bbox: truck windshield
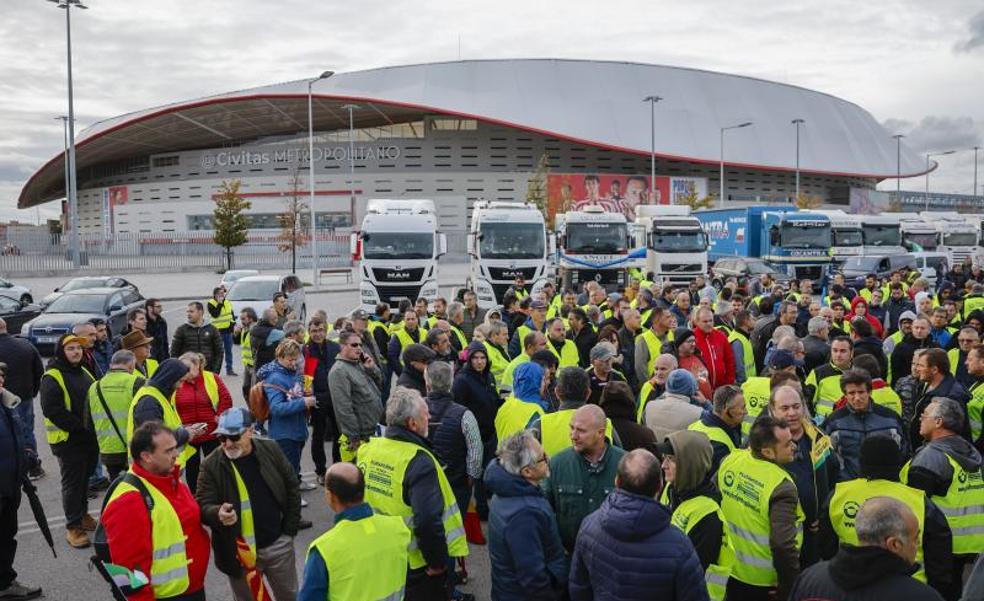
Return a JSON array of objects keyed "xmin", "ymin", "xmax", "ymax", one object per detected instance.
[
  {"xmin": 863, "ymin": 224, "xmax": 902, "ymax": 247},
  {"xmin": 944, "ymin": 232, "xmax": 977, "ymax": 247},
  {"xmin": 566, "ymin": 223, "xmax": 628, "ymax": 253},
  {"xmin": 780, "ymin": 223, "xmax": 831, "ymax": 249},
  {"xmin": 906, "ymin": 232, "xmax": 938, "ymax": 251},
  {"xmin": 363, "ymin": 233, "xmax": 433, "ymax": 260},
  {"xmin": 479, "ymin": 222, "xmax": 545, "ymax": 259},
  {"xmin": 832, "ymin": 229, "xmax": 863, "ymax": 247},
  {"xmin": 651, "ymin": 229, "xmax": 706, "ymax": 253}
]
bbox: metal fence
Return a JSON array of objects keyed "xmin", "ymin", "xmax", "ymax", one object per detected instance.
[{"xmin": 0, "ymin": 230, "xmax": 353, "ymax": 277}]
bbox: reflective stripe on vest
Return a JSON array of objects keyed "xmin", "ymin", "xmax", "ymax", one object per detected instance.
[
  {"xmin": 688, "ymin": 419, "xmax": 737, "ymax": 454},
  {"xmin": 970, "ymin": 382, "xmax": 984, "ymax": 442},
  {"xmin": 208, "ymin": 298, "xmax": 234, "ymax": 330},
  {"xmin": 494, "ymin": 396, "xmax": 545, "ymax": 443},
  {"xmin": 540, "ymin": 409, "xmax": 614, "ymax": 456},
  {"xmin": 805, "ymin": 365, "xmax": 844, "ymax": 421},
  {"xmin": 309, "ymin": 513, "xmax": 410, "ymax": 601},
  {"xmin": 394, "ymin": 327, "xmax": 427, "ymax": 366},
  {"xmin": 718, "ymin": 449, "xmax": 805, "ymax": 587},
  {"xmin": 902, "ymin": 454, "xmax": 984, "ymax": 554},
  {"xmin": 356, "ymin": 437, "xmax": 468, "ymax": 568},
  {"xmin": 43, "ymin": 367, "xmax": 95, "ymax": 445},
  {"xmin": 728, "ymin": 329, "xmax": 757, "ymax": 379},
  {"xmin": 671, "ymin": 495, "xmax": 736, "ymax": 601},
  {"xmin": 88, "ymin": 370, "xmax": 141, "ymax": 454},
  {"xmin": 740, "ymin": 377, "xmax": 771, "ymax": 439},
  {"xmin": 829, "ymin": 478, "xmax": 926, "ymax": 582},
  {"xmin": 885, "ymin": 330, "xmax": 904, "ymax": 383},
  {"xmin": 105, "ymin": 472, "xmax": 190, "ymax": 597},
  {"xmin": 229, "ymin": 462, "xmax": 257, "ymax": 554},
  {"xmin": 126, "ymin": 385, "xmax": 196, "ymax": 468},
  {"xmin": 546, "ymin": 338, "xmax": 580, "ymax": 368}
]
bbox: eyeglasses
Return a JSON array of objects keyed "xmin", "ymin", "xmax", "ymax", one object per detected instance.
[{"xmin": 217, "ymin": 433, "xmax": 242, "ymax": 443}]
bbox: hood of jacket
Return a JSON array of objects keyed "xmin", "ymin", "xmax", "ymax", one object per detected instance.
[
  {"xmin": 849, "ymin": 295, "xmax": 868, "ymax": 313},
  {"xmin": 667, "ymin": 430, "xmax": 713, "ymax": 494},
  {"xmin": 928, "ymin": 433, "xmax": 982, "ymax": 472},
  {"xmin": 49, "ymin": 335, "xmax": 87, "ymax": 374},
  {"xmin": 597, "ymin": 488, "xmax": 671, "ymax": 542},
  {"xmin": 147, "ymin": 358, "xmax": 190, "ymax": 396},
  {"xmin": 483, "ymin": 458, "xmax": 544, "ymax": 499},
  {"xmin": 829, "ymin": 544, "xmax": 918, "ymax": 590},
  {"xmin": 461, "ymin": 340, "xmax": 492, "ymax": 380},
  {"xmin": 256, "ymin": 359, "xmax": 297, "ymax": 382},
  {"xmin": 512, "ymin": 362, "xmax": 546, "ymax": 407}
]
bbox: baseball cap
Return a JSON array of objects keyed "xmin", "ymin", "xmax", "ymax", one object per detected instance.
[
  {"xmin": 213, "ymin": 407, "xmax": 254, "ymax": 436},
  {"xmin": 589, "ymin": 342, "xmax": 616, "ymax": 362},
  {"xmin": 768, "ymin": 349, "xmax": 797, "ymax": 370},
  {"xmin": 530, "ymin": 299, "xmax": 548, "ymax": 310},
  {"xmin": 351, "ymin": 309, "xmax": 369, "ymax": 321},
  {"xmin": 60, "ymin": 335, "xmax": 88, "ymax": 347}
]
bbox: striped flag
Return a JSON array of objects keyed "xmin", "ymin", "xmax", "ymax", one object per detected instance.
[{"xmin": 236, "ymin": 536, "xmax": 272, "ymax": 601}]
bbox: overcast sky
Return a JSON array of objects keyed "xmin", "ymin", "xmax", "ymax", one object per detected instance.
[{"xmin": 2, "ymin": 0, "xmax": 984, "ymax": 222}]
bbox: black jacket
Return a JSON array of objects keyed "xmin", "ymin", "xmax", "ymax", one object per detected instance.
[
  {"xmin": 853, "ymin": 336, "xmax": 888, "ymax": 382},
  {"xmin": 909, "ymin": 375, "xmax": 972, "ymax": 450},
  {"xmin": 130, "ymin": 358, "xmax": 191, "ymax": 448},
  {"xmin": 145, "ymin": 314, "xmax": 169, "ymax": 361},
  {"xmin": 568, "ymin": 325, "xmax": 598, "ymax": 369},
  {"xmin": 0, "ymin": 334, "xmax": 44, "ymax": 405},
  {"xmin": 452, "ymin": 341, "xmax": 500, "ymax": 446},
  {"xmin": 802, "ymin": 335, "xmax": 830, "ymax": 377},
  {"xmin": 249, "ymin": 319, "xmax": 281, "ymax": 371},
  {"xmin": 789, "ymin": 544, "xmax": 943, "ymax": 601},
  {"xmin": 0, "ymin": 397, "xmax": 28, "ymax": 497},
  {"xmin": 396, "ymin": 365, "xmax": 427, "ymax": 397},
  {"xmin": 39, "ymin": 348, "xmax": 97, "ymax": 454},
  {"xmin": 170, "ymin": 321, "xmax": 224, "ymax": 373},
  {"xmin": 885, "ymin": 298, "xmax": 916, "ymax": 336},
  {"xmin": 890, "ymin": 334, "xmax": 938, "ymax": 386}
]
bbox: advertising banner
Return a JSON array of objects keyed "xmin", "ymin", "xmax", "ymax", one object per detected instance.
[
  {"xmin": 849, "ymin": 188, "xmax": 891, "ymax": 215},
  {"xmin": 669, "ymin": 177, "xmax": 709, "ymax": 205},
  {"xmin": 546, "ymin": 173, "xmax": 670, "ymax": 223},
  {"xmin": 103, "ymin": 186, "xmax": 128, "ymax": 235}
]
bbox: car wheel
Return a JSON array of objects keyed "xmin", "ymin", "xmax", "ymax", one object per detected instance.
[{"xmin": 19, "ymin": 294, "xmax": 32, "ymax": 305}]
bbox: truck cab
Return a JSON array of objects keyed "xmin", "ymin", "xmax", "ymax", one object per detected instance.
[
  {"xmin": 811, "ymin": 209, "xmax": 862, "ymax": 267},
  {"xmin": 859, "ymin": 214, "xmax": 905, "ymax": 256},
  {"xmin": 920, "ymin": 211, "xmax": 978, "ymax": 267},
  {"xmin": 555, "ymin": 206, "xmax": 644, "ymax": 293},
  {"xmin": 633, "ymin": 205, "xmax": 709, "ymax": 286},
  {"xmin": 882, "ymin": 212, "xmax": 940, "ymax": 253},
  {"xmin": 762, "ymin": 210, "xmax": 833, "ymax": 284},
  {"xmin": 467, "ymin": 201, "xmax": 552, "ymax": 308},
  {"xmin": 350, "ymin": 199, "xmax": 447, "ymax": 311}
]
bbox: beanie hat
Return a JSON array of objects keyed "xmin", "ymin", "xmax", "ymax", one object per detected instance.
[
  {"xmin": 768, "ymin": 349, "xmax": 797, "ymax": 371},
  {"xmin": 666, "ymin": 369, "xmax": 698, "ymax": 397},
  {"xmin": 859, "ymin": 435, "xmax": 903, "ymax": 480},
  {"xmin": 673, "ymin": 327, "xmax": 695, "ymax": 347}
]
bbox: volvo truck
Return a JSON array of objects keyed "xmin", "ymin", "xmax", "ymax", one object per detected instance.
[
  {"xmin": 350, "ymin": 199, "xmax": 447, "ymax": 311},
  {"xmin": 466, "ymin": 201, "xmax": 552, "ymax": 308},
  {"xmin": 633, "ymin": 205, "xmax": 708, "ymax": 286},
  {"xmin": 555, "ymin": 206, "xmax": 645, "ymax": 293}
]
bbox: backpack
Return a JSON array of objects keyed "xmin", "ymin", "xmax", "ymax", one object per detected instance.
[
  {"xmin": 248, "ymin": 382, "xmax": 288, "ymax": 423},
  {"xmin": 91, "ymin": 473, "xmax": 155, "ymax": 600}
]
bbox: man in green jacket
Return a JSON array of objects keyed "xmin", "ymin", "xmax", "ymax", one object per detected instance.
[{"xmin": 542, "ymin": 404, "xmax": 625, "ymax": 551}]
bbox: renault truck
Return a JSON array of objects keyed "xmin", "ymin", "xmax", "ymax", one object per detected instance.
[
  {"xmin": 350, "ymin": 199, "xmax": 447, "ymax": 311},
  {"xmin": 633, "ymin": 205, "xmax": 708, "ymax": 286},
  {"xmin": 555, "ymin": 206, "xmax": 645, "ymax": 293}
]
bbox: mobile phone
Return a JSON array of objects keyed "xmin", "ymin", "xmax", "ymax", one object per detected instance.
[{"xmin": 191, "ymin": 422, "xmax": 208, "ymax": 431}]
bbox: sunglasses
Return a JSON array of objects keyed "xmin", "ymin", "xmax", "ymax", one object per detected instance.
[{"xmin": 217, "ymin": 433, "xmax": 242, "ymax": 443}]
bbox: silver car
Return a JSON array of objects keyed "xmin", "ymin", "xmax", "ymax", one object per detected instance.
[{"xmin": 0, "ymin": 277, "xmax": 32, "ymax": 305}]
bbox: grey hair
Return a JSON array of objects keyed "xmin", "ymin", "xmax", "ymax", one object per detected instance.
[
  {"xmin": 178, "ymin": 351, "xmax": 202, "ymax": 367},
  {"xmin": 856, "ymin": 496, "xmax": 911, "ymax": 546},
  {"xmin": 586, "ymin": 306, "xmax": 601, "ymax": 321},
  {"xmin": 283, "ymin": 320, "xmax": 305, "ymax": 339},
  {"xmin": 497, "ymin": 431, "xmax": 541, "ymax": 476},
  {"xmin": 447, "ymin": 301, "xmax": 464, "ymax": 321},
  {"xmin": 772, "ymin": 325, "xmax": 796, "ymax": 343},
  {"xmin": 488, "ymin": 320, "xmax": 508, "ymax": 338},
  {"xmin": 262, "ymin": 307, "xmax": 278, "ymax": 322},
  {"xmin": 929, "ymin": 397, "xmax": 965, "ymax": 432},
  {"xmin": 385, "ymin": 386, "xmax": 426, "ymax": 427},
  {"xmin": 776, "ymin": 335, "xmax": 799, "ymax": 352},
  {"xmin": 655, "ymin": 353, "xmax": 679, "ymax": 369},
  {"xmin": 807, "ymin": 316, "xmax": 828, "ymax": 336},
  {"xmin": 472, "ymin": 324, "xmax": 489, "ymax": 342},
  {"xmin": 110, "ymin": 349, "xmax": 136, "ymax": 368},
  {"xmin": 425, "ymin": 361, "xmax": 453, "ymax": 394}
]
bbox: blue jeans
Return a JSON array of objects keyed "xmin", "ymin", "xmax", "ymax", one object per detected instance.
[
  {"xmin": 12, "ymin": 397, "xmax": 36, "ymax": 451},
  {"xmin": 275, "ymin": 438, "xmax": 305, "ymax": 477},
  {"xmin": 221, "ymin": 330, "xmax": 234, "ymax": 372}
]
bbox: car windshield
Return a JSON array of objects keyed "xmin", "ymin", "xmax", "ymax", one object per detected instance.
[
  {"xmin": 566, "ymin": 222, "xmax": 628, "ymax": 253},
  {"xmin": 363, "ymin": 233, "xmax": 433, "ymax": 260},
  {"xmin": 863, "ymin": 224, "xmax": 902, "ymax": 247},
  {"xmin": 46, "ymin": 294, "xmax": 106, "ymax": 314},
  {"xmin": 227, "ymin": 280, "xmax": 279, "ymax": 301},
  {"xmin": 651, "ymin": 229, "xmax": 707, "ymax": 253},
  {"xmin": 223, "ymin": 271, "xmax": 258, "ymax": 284},
  {"xmin": 746, "ymin": 261, "xmax": 777, "ymax": 275},
  {"xmin": 479, "ymin": 222, "xmax": 545, "ymax": 259},
  {"xmin": 61, "ymin": 278, "xmax": 108, "ymax": 292},
  {"xmin": 832, "ymin": 229, "xmax": 863, "ymax": 247},
  {"xmin": 944, "ymin": 232, "xmax": 977, "ymax": 246},
  {"xmin": 927, "ymin": 257, "xmax": 947, "ymax": 270},
  {"xmin": 780, "ymin": 223, "xmax": 832, "ymax": 249}
]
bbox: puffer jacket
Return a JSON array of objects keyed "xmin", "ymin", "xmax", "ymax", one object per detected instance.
[
  {"xmin": 569, "ymin": 488, "xmax": 709, "ymax": 601},
  {"xmin": 452, "ymin": 341, "xmax": 501, "ymax": 445},
  {"xmin": 170, "ymin": 321, "xmax": 223, "ymax": 373},
  {"xmin": 905, "ymin": 433, "xmax": 982, "ymax": 498},
  {"xmin": 257, "ymin": 360, "xmax": 308, "ymax": 442},
  {"xmin": 485, "ymin": 459, "xmax": 568, "ymax": 601},
  {"xmin": 39, "ymin": 344, "xmax": 98, "ymax": 454},
  {"xmin": 327, "ymin": 355, "xmax": 383, "ymax": 440},
  {"xmin": 789, "ymin": 544, "xmax": 943, "ymax": 601},
  {"xmin": 823, "ymin": 402, "xmax": 908, "ymax": 480}
]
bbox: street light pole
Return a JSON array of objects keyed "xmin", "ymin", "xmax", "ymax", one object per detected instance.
[
  {"xmin": 642, "ymin": 96, "xmax": 662, "ymax": 202},
  {"xmin": 719, "ymin": 122, "xmax": 753, "ymax": 207},
  {"xmin": 307, "ymin": 71, "xmax": 334, "ymax": 287},
  {"xmin": 975, "ymin": 146, "xmax": 980, "ymax": 200},
  {"xmin": 49, "ymin": 0, "xmax": 87, "ymax": 268},
  {"xmin": 925, "ymin": 150, "xmax": 956, "ymax": 210},
  {"xmin": 341, "ymin": 104, "xmax": 360, "ymax": 227},
  {"xmin": 56, "ymin": 117, "xmax": 70, "ymax": 231},
  {"xmin": 893, "ymin": 134, "xmax": 904, "ymax": 203},
  {"xmin": 792, "ymin": 118, "xmax": 805, "ymax": 200}
]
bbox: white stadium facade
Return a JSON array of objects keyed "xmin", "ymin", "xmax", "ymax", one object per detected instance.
[{"xmin": 18, "ymin": 59, "xmax": 929, "ymax": 240}]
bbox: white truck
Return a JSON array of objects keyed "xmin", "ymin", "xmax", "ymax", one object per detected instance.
[
  {"xmin": 920, "ymin": 211, "xmax": 978, "ymax": 267},
  {"xmin": 350, "ymin": 199, "xmax": 447, "ymax": 311},
  {"xmin": 633, "ymin": 205, "xmax": 708, "ymax": 286},
  {"xmin": 859, "ymin": 214, "xmax": 905, "ymax": 256},
  {"xmin": 555, "ymin": 206, "xmax": 644, "ymax": 293},
  {"xmin": 812, "ymin": 209, "xmax": 863, "ymax": 266},
  {"xmin": 466, "ymin": 201, "xmax": 553, "ymax": 308},
  {"xmin": 882, "ymin": 213, "xmax": 940, "ymax": 253}
]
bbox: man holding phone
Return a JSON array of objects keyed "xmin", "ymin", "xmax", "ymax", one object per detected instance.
[{"xmin": 328, "ymin": 330, "xmax": 385, "ymax": 462}]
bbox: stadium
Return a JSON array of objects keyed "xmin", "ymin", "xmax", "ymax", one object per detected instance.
[{"xmin": 18, "ymin": 58, "xmax": 929, "ymax": 239}]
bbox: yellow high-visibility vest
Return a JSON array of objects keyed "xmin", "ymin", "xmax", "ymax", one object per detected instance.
[
  {"xmin": 42, "ymin": 366, "xmax": 95, "ymax": 445},
  {"xmin": 207, "ymin": 298, "xmax": 234, "ymax": 330}
]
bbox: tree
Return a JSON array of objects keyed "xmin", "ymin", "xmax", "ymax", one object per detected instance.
[
  {"xmin": 794, "ymin": 192, "xmax": 823, "ymax": 209},
  {"xmin": 277, "ymin": 168, "xmax": 308, "ymax": 274},
  {"xmin": 526, "ymin": 153, "xmax": 551, "ymax": 223},
  {"xmin": 212, "ymin": 179, "xmax": 252, "ymax": 271},
  {"xmin": 678, "ymin": 190, "xmax": 716, "ymax": 211}
]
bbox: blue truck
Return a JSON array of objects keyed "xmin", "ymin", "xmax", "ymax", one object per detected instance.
[{"xmin": 694, "ymin": 206, "xmax": 833, "ymax": 286}]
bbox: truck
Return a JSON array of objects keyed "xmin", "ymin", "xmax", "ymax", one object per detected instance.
[
  {"xmin": 633, "ymin": 205, "xmax": 709, "ymax": 286},
  {"xmin": 811, "ymin": 209, "xmax": 863, "ymax": 267},
  {"xmin": 859, "ymin": 214, "xmax": 905, "ymax": 256},
  {"xmin": 881, "ymin": 213, "xmax": 939, "ymax": 253},
  {"xmin": 920, "ymin": 211, "xmax": 979, "ymax": 267},
  {"xmin": 694, "ymin": 206, "xmax": 832, "ymax": 286},
  {"xmin": 466, "ymin": 201, "xmax": 553, "ymax": 308},
  {"xmin": 350, "ymin": 199, "xmax": 447, "ymax": 311},
  {"xmin": 554, "ymin": 206, "xmax": 645, "ymax": 293}
]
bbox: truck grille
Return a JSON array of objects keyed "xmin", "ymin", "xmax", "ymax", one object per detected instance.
[
  {"xmin": 372, "ymin": 267, "xmax": 426, "ymax": 283},
  {"xmin": 793, "ymin": 265, "xmax": 824, "ymax": 282},
  {"xmin": 661, "ymin": 264, "xmax": 703, "ymax": 274},
  {"xmin": 487, "ymin": 266, "xmax": 538, "ymax": 281},
  {"xmin": 491, "ymin": 283, "xmax": 513, "ymax": 302},
  {"xmin": 375, "ymin": 284, "xmax": 424, "ymax": 304},
  {"xmin": 573, "ymin": 269, "xmax": 622, "ymax": 286}
]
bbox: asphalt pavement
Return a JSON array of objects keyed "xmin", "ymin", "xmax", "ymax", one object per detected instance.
[{"xmin": 11, "ymin": 262, "xmax": 494, "ymax": 601}]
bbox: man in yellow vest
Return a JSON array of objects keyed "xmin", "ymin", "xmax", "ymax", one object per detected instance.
[
  {"xmin": 496, "ymin": 361, "xmax": 550, "ymax": 442},
  {"xmin": 729, "ymin": 310, "xmax": 757, "ymax": 385},
  {"xmin": 100, "ymin": 422, "xmax": 211, "ymax": 600},
  {"xmin": 633, "ymin": 306, "xmax": 676, "ymax": 386},
  {"xmin": 902, "ymin": 397, "xmax": 984, "ymax": 600},
  {"xmin": 804, "ymin": 336, "xmax": 853, "ymax": 424},
  {"xmin": 123, "ymin": 330, "xmax": 159, "ymax": 381},
  {"xmin": 483, "ymin": 320, "xmax": 512, "ymax": 388},
  {"xmin": 500, "ymin": 331, "xmax": 546, "ymax": 394},
  {"xmin": 545, "ymin": 317, "xmax": 580, "ymax": 369},
  {"xmin": 688, "ymin": 384, "xmax": 745, "ymax": 478},
  {"xmin": 300, "ymin": 462, "xmax": 409, "ymax": 601},
  {"xmin": 127, "ymin": 357, "xmax": 206, "ymax": 469},
  {"xmin": 233, "ymin": 307, "xmax": 257, "ymax": 402},
  {"xmin": 718, "ymin": 414, "xmax": 804, "ymax": 601},
  {"xmin": 965, "ymin": 344, "xmax": 984, "ymax": 445},
  {"xmin": 357, "ymin": 386, "xmax": 469, "ymax": 600},
  {"xmin": 208, "ymin": 286, "xmax": 237, "ymax": 376},
  {"xmin": 386, "ymin": 309, "xmax": 428, "ymax": 377},
  {"xmin": 509, "ymin": 299, "xmax": 548, "ymax": 358},
  {"xmin": 531, "ymin": 366, "xmax": 615, "ymax": 456},
  {"xmin": 196, "ymin": 407, "xmax": 305, "ymax": 601},
  {"xmin": 88, "ymin": 349, "xmax": 144, "ymax": 481}
]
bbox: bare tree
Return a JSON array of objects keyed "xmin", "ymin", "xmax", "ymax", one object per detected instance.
[{"xmin": 277, "ymin": 168, "xmax": 309, "ymax": 274}]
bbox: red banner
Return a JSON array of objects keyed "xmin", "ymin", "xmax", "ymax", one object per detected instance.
[{"xmin": 546, "ymin": 173, "xmax": 669, "ymax": 223}]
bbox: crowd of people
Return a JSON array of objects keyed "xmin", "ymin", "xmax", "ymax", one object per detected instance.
[{"xmin": 4, "ymin": 264, "xmax": 984, "ymax": 600}]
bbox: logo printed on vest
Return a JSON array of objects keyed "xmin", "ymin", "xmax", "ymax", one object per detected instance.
[{"xmin": 843, "ymin": 500, "xmax": 860, "ymax": 520}]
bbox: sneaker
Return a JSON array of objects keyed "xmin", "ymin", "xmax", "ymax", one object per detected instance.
[
  {"xmin": 80, "ymin": 514, "xmax": 98, "ymax": 532},
  {"xmin": 297, "ymin": 519, "xmax": 313, "ymax": 530},
  {"xmin": 65, "ymin": 528, "xmax": 91, "ymax": 549},
  {"xmin": 227, "ymin": 370, "xmax": 238, "ymax": 376},
  {"xmin": 27, "ymin": 466, "xmax": 45, "ymax": 481},
  {"xmin": 298, "ymin": 480, "xmax": 318, "ymax": 491},
  {"xmin": 0, "ymin": 580, "xmax": 42, "ymax": 600},
  {"xmin": 316, "ymin": 474, "xmax": 325, "ymax": 486},
  {"xmin": 300, "ymin": 498, "xmax": 309, "ymax": 507}
]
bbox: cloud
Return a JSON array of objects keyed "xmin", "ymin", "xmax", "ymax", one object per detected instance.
[
  {"xmin": 955, "ymin": 9, "xmax": 984, "ymax": 52},
  {"xmin": 881, "ymin": 115, "xmax": 982, "ymax": 154}
]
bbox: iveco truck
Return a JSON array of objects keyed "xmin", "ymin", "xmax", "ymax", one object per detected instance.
[
  {"xmin": 467, "ymin": 201, "xmax": 552, "ymax": 308},
  {"xmin": 350, "ymin": 199, "xmax": 447, "ymax": 311},
  {"xmin": 555, "ymin": 206, "xmax": 645, "ymax": 293},
  {"xmin": 633, "ymin": 205, "xmax": 708, "ymax": 286}
]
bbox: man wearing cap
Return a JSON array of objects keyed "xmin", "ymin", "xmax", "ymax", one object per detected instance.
[
  {"xmin": 387, "ymin": 309, "xmax": 428, "ymax": 377},
  {"xmin": 87, "ymin": 350, "xmax": 144, "ymax": 482},
  {"xmin": 196, "ymin": 407, "xmax": 304, "ymax": 601},
  {"xmin": 122, "ymin": 330, "xmax": 158, "ymax": 379},
  {"xmin": 509, "ymin": 298, "xmax": 548, "ymax": 359},
  {"xmin": 586, "ymin": 342, "xmax": 627, "ymax": 406}
]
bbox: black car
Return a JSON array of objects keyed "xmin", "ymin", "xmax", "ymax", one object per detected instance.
[
  {"xmin": 40, "ymin": 276, "xmax": 138, "ymax": 308},
  {"xmin": 22, "ymin": 287, "xmax": 145, "ymax": 354},
  {"xmin": 710, "ymin": 257, "xmax": 793, "ymax": 289},
  {"xmin": 0, "ymin": 295, "xmax": 43, "ymax": 335}
]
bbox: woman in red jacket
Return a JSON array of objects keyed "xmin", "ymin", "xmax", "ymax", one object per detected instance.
[
  {"xmin": 847, "ymin": 296, "xmax": 884, "ymax": 338},
  {"xmin": 173, "ymin": 352, "xmax": 233, "ymax": 493}
]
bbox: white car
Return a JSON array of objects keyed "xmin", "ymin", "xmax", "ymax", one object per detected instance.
[
  {"xmin": 226, "ymin": 274, "xmax": 306, "ymax": 322},
  {"xmin": 911, "ymin": 251, "xmax": 948, "ymax": 290},
  {"xmin": 219, "ymin": 269, "xmax": 259, "ymax": 290},
  {"xmin": 0, "ymin": 277, "xmax": 32, "ymax": 305}
]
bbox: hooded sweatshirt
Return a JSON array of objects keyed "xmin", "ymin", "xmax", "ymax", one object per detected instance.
[
  {"xmin": 512, "ymin": 362, "xmax": 548, "ymax": 411},
  {"xmin": 39, "ymin": 338, "xmax": 98, "ymax": 453},
  {"xmin": 452, "ymin": 341, "xmax": 501, "ymax": 445},
  {"xmin": 906, "ymin": 433, "xmax": 982, "ymax": 499},
  {"xmin": 789, "ymin": 544, "xmax": 943, "ymax": 601},
  {"xmin": 131, "ymin": 358, "xmax": 191, "ymax": 447},
  {"xmin": 847, "ymin": 296, "xmax": 884, "ymax": 338},
  {"xmin": 665, "ymin": 430, "xmax": 724, "ymax": 570}
]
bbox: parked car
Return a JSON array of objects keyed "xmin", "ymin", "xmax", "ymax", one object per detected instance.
[
  {"xmin": 912, "ymin": 251, "xmax": 949, "ymax": 289},
  {"xmin": 226, "ymin": 275, "xmax": 306, "ymax": 323},
  {"xmin": 0, "ymin": 277, "xmax": 33, "ymax": 305},
  {"xmin": 219, "ymin": 269, "xmax": 259, "ymax": 290},
  {"xmin": 22, "ymin": 287, "xmax": 145, "ymax": 355},
  {"xmin": 711, "ymin": 257, "xmax": 793, "ymax": 289},
  {"xmin": 839, "ymin": 254, "xmax": 918, "ymax": 290},
  {"xmin": 40, "ymin": 276, "xmax": 138, "ymax": 308},
  {"xmin": 0, "ymin": 295, "xmax": 42, "ymax": 335}
]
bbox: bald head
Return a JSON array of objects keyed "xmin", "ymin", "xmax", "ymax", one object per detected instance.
[
  {"xmin": 324, "ymin": 462, "xmax": 364, "ymax": 511},
  {"xmin": 570, "ymin": 403, "xmax": 608, "ymax": 456},
  {"xmin": 616, "ymin": 449, "xmax": 663, "ymax": 498},
  {"xmin": 574, "ymin": 403, "xmax": 606, "ymax": 430},
  {"xmin": 856, "ymin": 496, "xmax": 919, "ymax": 565}
]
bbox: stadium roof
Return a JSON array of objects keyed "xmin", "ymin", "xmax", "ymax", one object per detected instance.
[{"xmin": 19, "ymin": 58, "xmax": 929, "ymax": 208}]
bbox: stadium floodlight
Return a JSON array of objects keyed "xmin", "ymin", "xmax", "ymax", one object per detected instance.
[{"xmin": 719, "ymin": 122, "xmax": 753, "ymax": 207}]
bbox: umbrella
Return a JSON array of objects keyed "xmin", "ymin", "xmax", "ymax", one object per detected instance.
[{"xmin": 21, "ymin": 477, "xmax": 56, "ymax": 558}]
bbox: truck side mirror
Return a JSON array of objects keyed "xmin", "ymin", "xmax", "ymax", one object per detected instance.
[
  {"xmin": 769, "ymin": 226, "xmax": 780, "ymax": 246},
  {"xmin": 349, "ymin": 232, "xmax": 361, "ymax": 261},
  {"xmin": 438, "ymin": 233, "xmax": 448, "ymax": 257},
  {"xmin": 701, "ymin": 232, "xmax": 709, "ymax": 249},
  {"xmin": 467, "ymin": 233, "xmax": 476, "ymax": 257}
]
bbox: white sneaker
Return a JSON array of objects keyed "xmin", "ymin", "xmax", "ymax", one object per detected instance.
[
  {"xmin": 298, "ymin": 481, "xmax": 318, "ymax": 491},
  {"xmin": 300, "ymin": 498, "xmax": 309, "ymax": 507}
]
